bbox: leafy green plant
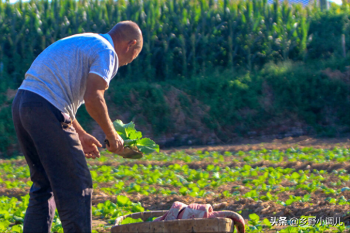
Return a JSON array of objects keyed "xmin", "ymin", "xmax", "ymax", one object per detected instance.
[
  {"xmin": 247, "ymin": 213, "xmax": 273, "ymax": 232},
  {"xmin": 120, "ymin": 217, "xmax": 143, "ymax": 225},
  {"xmin": 113, "ymin": 119, "xmax": 159, "ymax": 154}
]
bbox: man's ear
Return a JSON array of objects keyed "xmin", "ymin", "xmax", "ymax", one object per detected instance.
[
  {"xmin": 128, "ymin": 40, "xmax": 137, "ymax": 48},
  {"xmin": 125, "ymin": 40, "xmax": 137, "ymax": 53}
]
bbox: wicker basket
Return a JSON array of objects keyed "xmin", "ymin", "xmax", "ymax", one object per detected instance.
[{"xmin": 111, "ymin": 210, "xmax": 235, "ymax": 233}]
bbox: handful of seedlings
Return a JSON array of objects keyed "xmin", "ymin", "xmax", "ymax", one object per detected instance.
[{"xmin": 105, "ymin": 120, "xmax": 159, "ymax": 159}]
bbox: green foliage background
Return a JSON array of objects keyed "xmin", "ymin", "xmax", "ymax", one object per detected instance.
[{"xmin": 0, "ymin": 0, "xmax": 350, "ymax": 156}]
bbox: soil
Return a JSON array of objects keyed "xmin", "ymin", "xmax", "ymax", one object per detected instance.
[
  {"xmin": 92, "ymin": 192, "xmax": 350, "ymax": 232},
  {"xmin": 160, "ymin": 135, "xmax": 350, "ymax": 154},
  {"xmin": 98, "ymin": 136, "xmax": 350, "ymax": 230},
  {"xmin": 3, "ymin": 136, "xmax": 350, "ymax": 231},
  {"xmin": 92, "ymin": 191, "xmax": 350, "ymax": 217}
]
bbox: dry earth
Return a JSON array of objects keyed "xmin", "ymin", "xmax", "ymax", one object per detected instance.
[{"xmin": 161, "ymin": 135, "xmax": 350, "ymax": 154}]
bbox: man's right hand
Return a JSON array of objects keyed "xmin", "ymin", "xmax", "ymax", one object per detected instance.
[{"xmin": 106, "ymin": 133, "xmax": 124, "ymax": 154}]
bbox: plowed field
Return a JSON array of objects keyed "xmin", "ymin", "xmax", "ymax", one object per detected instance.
[{"xmin": 1, "ymin": 136, "xmax": 350, "ymax": 232}]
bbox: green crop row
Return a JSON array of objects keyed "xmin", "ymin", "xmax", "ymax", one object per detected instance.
[
  {"xmin": 2, "ymin": 146, "xmax": 350, "ymax": 172},
  {"xmin": 2, "ymin": 162, "xmax": 350, "ymax": 202},
  {"xmin": 0, "ymin": 195, "xmax": 349, "ymax": 233},
  {"xmin": 0, "ymin": 194, "xmax": 144, "ymax": 232},
  {"xmin": 2, "ymin": 148, "xmax": 350, "ymax": 200},
  {"xmin": 1, "ymin": 148, "xmax": 350, "ymax": 232}
]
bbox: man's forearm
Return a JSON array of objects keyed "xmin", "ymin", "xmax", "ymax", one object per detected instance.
[
  {"xmin": 84, "ymin": 94, "xmax": 116, "ymax": 139},
  {"xmin": 72, "ymin": 119, "xmax": 86, "ymax": 136}
]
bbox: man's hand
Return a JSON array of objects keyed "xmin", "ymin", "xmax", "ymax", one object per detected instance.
[
  {"xmin": 79, "ymin": 133, "xmax": 103, "ymax": 159},
  {"xmin": 106, "ymin": 133, "xmax": 124, "ymax": 155}
]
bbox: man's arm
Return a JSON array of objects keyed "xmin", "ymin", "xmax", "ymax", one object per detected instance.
[
  {"xmin": 72, "ymin": 119, "xmax": 86, "ymax": 136},
  {"xmin": 84, "ymin": 73, "xmax": 124, "ymax": 154},
  {"xmin": 73, "ymin": 118, "xmax": 102, "ymax": 159}
]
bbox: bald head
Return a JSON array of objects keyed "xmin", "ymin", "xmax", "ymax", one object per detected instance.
[
  {"xmin": 108, "ymin": 21, "xmax": 143, "ymax": 48},
  {"xmin": 107, "ymin": 21, "xmax": 143, "ymax": 66}
]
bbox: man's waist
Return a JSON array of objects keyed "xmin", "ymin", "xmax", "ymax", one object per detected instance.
[{"xmin": 19, "ymin": 86, "xmax": 74, "ymax": 119}]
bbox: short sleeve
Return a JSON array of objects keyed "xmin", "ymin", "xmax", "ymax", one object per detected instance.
[{"xmin": 89, "ymin": 49, "xmax": 118, "ymax": 86}]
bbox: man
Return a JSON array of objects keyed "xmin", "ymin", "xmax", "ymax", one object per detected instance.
[{"xmin": 11, "ymin": 21, "xmax": 143, "ymax": 232}]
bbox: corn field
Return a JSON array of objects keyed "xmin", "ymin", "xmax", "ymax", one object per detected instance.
[
  {"xmin": 0, "ymin": 0, "xmax": 350, "ymax": 155},
  {"xmin": 0, "ymin": 0, "xmax": 348, "ymax": 85}
]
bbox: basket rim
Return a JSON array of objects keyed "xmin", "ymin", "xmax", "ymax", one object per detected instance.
[{"xmin": 115, "ymin": 210, "xmax": 169, "ymax": 225}]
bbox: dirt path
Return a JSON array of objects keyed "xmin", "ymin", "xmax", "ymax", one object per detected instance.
[{"xmin": 161, "ymin": 136, "xmax": 350, "ymax": 153}]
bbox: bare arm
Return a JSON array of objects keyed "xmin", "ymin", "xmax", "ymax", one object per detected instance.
[
  {"xmin": 72, "ymin": 119, "xmax": 86, "ymax": 136},
  {"xmin": 84, "ymin": 73, "xmax": 124, "ymax": 154},
  {"xmin": 72, "ymin": 118, "xmax": 102, "ymax": 159}
]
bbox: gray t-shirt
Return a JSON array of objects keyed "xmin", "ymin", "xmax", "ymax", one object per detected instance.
[{"xmin": 19, "ymin": 33, "xmax": 119, "ymax": 120}]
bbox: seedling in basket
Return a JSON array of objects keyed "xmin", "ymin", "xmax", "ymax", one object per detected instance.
[{"xmin": 105, "ymin": 119, "xmax": 159, "ymax": 159}]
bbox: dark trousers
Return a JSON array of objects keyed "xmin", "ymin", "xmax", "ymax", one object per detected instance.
[{"xmin": 12, "ymin": 90, "xmax": 93, "ymax": 233}]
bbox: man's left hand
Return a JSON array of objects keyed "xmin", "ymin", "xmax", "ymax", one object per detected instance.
[{"xmin": 79, "ymin": 133, "xmax": 103, "ymax": 159}]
